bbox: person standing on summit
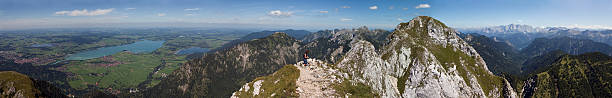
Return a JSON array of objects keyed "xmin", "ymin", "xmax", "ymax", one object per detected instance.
[{"xmin": 303, "ymin": 50, "xmax": 309, "ymax": 66}]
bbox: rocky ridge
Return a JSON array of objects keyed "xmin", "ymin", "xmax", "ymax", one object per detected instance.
[
  {"xmin": 231, "ymin": 59, "xmax": 348, "ymax": 98},
  {"xmin": 138, "ymin": 32, "xmax": 302, "ymax": 97},
  {"xmin": 232, "ymin": 16, "xmax": 518, "ymax": 98}
]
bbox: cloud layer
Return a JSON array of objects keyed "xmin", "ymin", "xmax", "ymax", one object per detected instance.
[
  {"xmin": 415, "ymin": 4, "xmax": 431, "ymax": 9},
  {"xmin": 369, "ymin": 6, "xmax": 378, "ymax": 10},
  {"xmin": 340, "ymin": 18, "xmax": 352, "ymax": 22},
  {"xmin": 565, "ymin": 24, "xmax": 612, "ymax": 30},
  {"xmin": 54, "ymin": 8, "xmax": 114, "ymax": 16},
  {"xmin": 184, "ymin": 8, "xmax": 200, "ymax": 11},
  {"xmin": 268, "ymin": 10, "xmax": 293, "ymax": 17}
]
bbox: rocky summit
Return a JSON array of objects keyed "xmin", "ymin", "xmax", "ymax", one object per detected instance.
[{"xmin": 232, "ymin": 16, "xmax": 518, "ymax": 98}]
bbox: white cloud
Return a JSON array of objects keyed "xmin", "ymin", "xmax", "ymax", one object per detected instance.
[
  {"xmin": 517, "ymin": 20, "xmax": 524, "ymax": 23},
  {"xmin": 341, "ymin": 6, "xmax": 351, "ymax": 8},
  {"xmin": 415, "ymin": 4, "xmax": 431, "ymax": 9},
  {"xmin": 157, "ymin": 13, "xmax": 166, "ymax": 16},
  {"xmin": 185, "ymin": 13, "xmax": 199, "ymax": 16},
  {"xmin": 54, "ymin": 8, "xmax": 114, "ymax": 16},
  {"xmin": 268, "ymin": 10, "xmax": 293, "ymax": 17},
  {"xmin": 340, "ymin": 18, "xmax": 352, "ymax": 22},
  {"xmin": 319, "ymin": 11, "xmax": 329, "ymax": 13},
  {"xmin": 184, "ymin": 8, "xmax": 200, "ymax": 11},
  {"xmin": 397, "ymin": 18, "xmax": 404, "ymax": 21},
  {"xmin": 369, "ymin": 6, "xmax": 378, "ymax": 10},
  {"xmin": 125, "ymin": 8, "xmax": 136, "ymax": 10}
]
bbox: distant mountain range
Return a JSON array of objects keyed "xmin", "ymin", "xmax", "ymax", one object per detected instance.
[
  {"xmin": 461, "ymin": 24, "xmax": 581, "ymax": 34},
  {"xmin": 521, "ymin": 36, "xmax": 612, "ymax": 57},
  {"xmin": 460, "ymin": 24, "xmax": 612, "ymax": 49},
  {"xmin": 470, "ymin": 24, "xmax": 547, "ymax": 34}
]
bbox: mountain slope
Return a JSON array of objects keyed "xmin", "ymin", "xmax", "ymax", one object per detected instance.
[
  {"xmin": 232, "ymin": 16, "xmax": 517, "ymax": 98},
  {"xmin": 0, "ymin": 71, "xmax": 67, "ymax": 98},
  {"xmin": 459, "ymin": 33, "xmax": 525, "ymax": 75},
  {"xmin": 217, "ymin": 29, "xmax": 310, "ymax": 51},
  {"xmin": 138, "ymin": 32, "xmax": 301, "ymax": 97},
  {"xmin": 520, "ymin": 50, "xmax": 568, "ymax": 75},
  {"xmin": 457, "ymin": 33, "xmax": 528, "ymax": 92},
  {"xmin": 521, "ymin": 52, "xmax": 612, "ymax": 97}
]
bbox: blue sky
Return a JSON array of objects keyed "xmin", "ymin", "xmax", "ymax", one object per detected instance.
[{"xmin": 1, "ymin": 0, "xmax": 611, "ymax": 30}]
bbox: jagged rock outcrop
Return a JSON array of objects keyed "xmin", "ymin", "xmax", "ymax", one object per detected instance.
[
  {"xmin": 301, "ymin": 26, "xmax": 391, "ymax": 64},
  {"xmin": 232, "ymin": 16, "xmax": 518, "ymax": 98},
  {"xmin": 138, "ymin": 32, "xmax": 301, "ymax": 97},
  {"xmin": 334, "ymin": 16, "xmax": 516, "ymax": 97},
  {"xmin": 0, "ymin": 71, "xmax": 67, "ymax": 98}
]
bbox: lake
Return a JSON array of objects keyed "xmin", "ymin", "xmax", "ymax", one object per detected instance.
[
  {"xmin": 30, "ymin": 43, "xmax": 55, "ymax": 47},
  {"xmin": 175, "ymin": 47, "xmax": 209, "ymax": 55},
  {"xmin": 65, "ymin": 40, "xmax": 165, "ymax": 60}
]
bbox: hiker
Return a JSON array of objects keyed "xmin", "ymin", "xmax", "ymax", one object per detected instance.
[{"xmin": 303, "ymin": 50, "xmax": 309, "ymax": 66}]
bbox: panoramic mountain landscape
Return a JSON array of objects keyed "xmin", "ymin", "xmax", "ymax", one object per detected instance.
[{"xmin": 1, "ymin": 0, "xmax": 612, "ymax": 98}]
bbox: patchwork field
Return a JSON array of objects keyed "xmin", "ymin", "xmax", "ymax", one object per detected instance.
[
  {"xmin": 0, "ymin": 29, "xmax": 249, "ymax": 95},
  {"xmin": 65, "ymin": 52, "xmax": 162, "ymax": 90}
]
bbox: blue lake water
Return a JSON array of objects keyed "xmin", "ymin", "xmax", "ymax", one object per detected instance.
[
  {"xmin": 175, "ymin": 47, "xmax": 209, "ymax": 55},
  {"xmin": 30, "ymin": 43, "xmax": 55, "ymax": 47},
  {"xmin": 65, "ymin": 40, "xmax": 165, "ymax": 60}
]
